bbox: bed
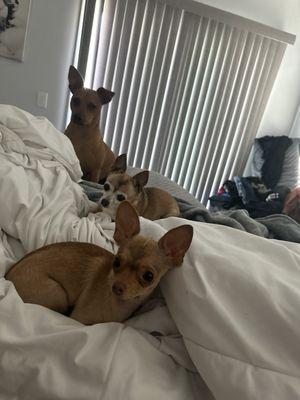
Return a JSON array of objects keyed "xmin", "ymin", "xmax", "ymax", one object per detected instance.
[{"xmin": 1, "ymin": 104, "xmax": 300, "ymax": 399}]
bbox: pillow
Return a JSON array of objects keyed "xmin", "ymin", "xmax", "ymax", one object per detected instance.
[
  {"xmin": 248, "ymin": 137, "xmax": 299, "ymax": 189},
  {"xmin": 277, "ymin": 139, "xmax": 300, "ymax": 189},
  {"xmin": 127, "ymin": 166, "xmax": 200, "ymax": 206},
  {"xmin": 249, "ymin": 140, "xmax": 264, "ymax": 177}
]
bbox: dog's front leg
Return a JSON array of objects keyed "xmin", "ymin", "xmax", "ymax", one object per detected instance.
[
  {"xmin": 89, "ymin": 169, "xmax": 101, "ymax": 183},
  {"xmin": 70, "ymin": 300, "xmax": 109, "ymax": 325}
]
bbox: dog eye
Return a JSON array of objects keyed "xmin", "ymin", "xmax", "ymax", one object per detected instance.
[
  {"xmin": 88, "ymin": 102, "xmax": 97, "ymax": 110},
  {"xmin": 104, "ymin": 183, "xmax": 110, "ymax": 191},
  {"xmin": 142, "ymin": 271, "xmax": 154, "ymax": 283},
  {"xmin": 72, "ymin": 97, "xmax": 80, "ymax": 106},
  {"xmin": 113, "ymin": 257, "xmax": 121, "ymax": 269},
  {"xmin": 116, "ymin": 194, "xmax": 125, "ymax": 202}
]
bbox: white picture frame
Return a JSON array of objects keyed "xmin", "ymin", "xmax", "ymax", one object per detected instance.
[{"xmin": 0, "ymin": 0, "xmax": 31, "ymax": 62}]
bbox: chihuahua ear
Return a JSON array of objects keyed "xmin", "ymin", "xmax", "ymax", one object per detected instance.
[
  {"xmin": 114, "ymin": 201, "xmax": 140, "ymax": 244},
  {"xmin": 68, "ymin": 65, "xmax": 84, "ymax": 94},
  {"xmin": 111, "ymin": 154, "xmax": 127, "ymax": 173},
  {"xmin": 133, "ymin": 171, "xmax": 149, "ymax": 189},
  {"xmin": 158, "ymin": 225, "xmax": 193, "ymax": 266},
  {"xmin": 97, "ymin": 88, "xmax": 115, "ymax": 105}
]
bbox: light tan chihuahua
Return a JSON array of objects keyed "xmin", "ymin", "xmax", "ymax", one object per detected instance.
[
  {"xmin": 100, "ymin": 154, "xmax": 180, "ymax": 220},
  {"xmin": 65, "ymin": 65, "xmax": 116, "ymax": 183},
  {"xmin": 5, "ymin": 202, "xmax": 193, "ymax": 325}
]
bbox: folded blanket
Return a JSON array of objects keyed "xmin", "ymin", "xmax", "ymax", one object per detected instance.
[{"xmin": 179, "ymin": 199, "xmax": 300, "ymax": 242}]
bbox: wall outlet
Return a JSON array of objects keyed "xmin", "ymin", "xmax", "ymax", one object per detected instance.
[{"xmin": 37, "ymin": 91, "xmax": 48, "ymax": 109}]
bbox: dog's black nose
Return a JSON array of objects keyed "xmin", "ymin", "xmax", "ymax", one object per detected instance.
[
  {"xmin": 72, "ymin": 114, "xmax": 83, "ymax": 125},
  {"xmin": 101, "ymin": 198, "xmax": 109, "ymax": 207},
  {"xmin": 112, "ymin": 282, "xmax": 125, "ymax": 296}
]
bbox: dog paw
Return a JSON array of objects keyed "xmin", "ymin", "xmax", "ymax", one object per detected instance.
[{"xmin": 88, "ymin": 201, "xmax": 102, "ymax": 213}]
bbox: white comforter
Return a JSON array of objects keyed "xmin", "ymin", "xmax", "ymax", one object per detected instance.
[{"xmin": 0, "ymin": 105, "xmax": 300, "ymax": 400}]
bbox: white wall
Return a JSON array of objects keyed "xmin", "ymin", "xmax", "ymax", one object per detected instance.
[
  {"xmin": 0, "ymin": 0, "xmax": 81, "ymax": 131},
  {"xmin": 196, "ymin": 0, "xmax": 300, "ymax": 137}
]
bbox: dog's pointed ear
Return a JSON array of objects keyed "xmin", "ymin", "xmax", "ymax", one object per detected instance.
[
  {"xmin": 68, "ymin": 65, "xmax": 84, "ymax": 93},
  {"xmin": 97, "ymin": 88, "xmax": 115, "ymax": 105},
  {"xmin": 114, "ymin": 201, "xmax": 140, "ymax": 244},
  {"xmin": 133, "ymin": 171, "xmax": 149, "ymax": 189},
  {"xmin": 111, "ymin": 154, "xmax": 127, "ymax": 173},
  {"xmin": 158, "ymin": 225, "xmax": 193, "ymax": 266}
]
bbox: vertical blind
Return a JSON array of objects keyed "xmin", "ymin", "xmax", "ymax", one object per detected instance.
[{"xmin": 83, "ymin": 0, "xmax": 295, "ymax": 204}]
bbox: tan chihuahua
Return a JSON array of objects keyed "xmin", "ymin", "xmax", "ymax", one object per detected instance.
[
  {"xmin": 100, "ymin": 154, "xmax": 180, "ymax": 220},
  {"xmin": 5, "ymin": 202, "xmax": 193, "ymax": 325},
  {"xmin": 65, "ymin": 65, "xmax": 116, "ymax": 182}
]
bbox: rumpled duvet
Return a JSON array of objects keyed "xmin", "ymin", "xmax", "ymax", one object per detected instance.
[{"xmin": 1, "ymin": 105, "xmax": 300, "ymax": 400}]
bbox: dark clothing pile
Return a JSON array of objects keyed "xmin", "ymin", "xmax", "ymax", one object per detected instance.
[
  {"xmin": 210, "ymin": 177, "xmax": 289, "ymax": 218},
  {"xmin": 209, "ymin": 136, "xmax": 292, "ymax": 218}
]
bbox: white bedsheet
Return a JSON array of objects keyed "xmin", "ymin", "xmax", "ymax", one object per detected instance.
[{"xmin": 1, "ymin": 105, "xmax": 300, "ymax": 399}]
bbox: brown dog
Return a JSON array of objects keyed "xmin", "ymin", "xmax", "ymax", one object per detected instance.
[
  {"xmin": 65, "ymin": 65, "xmax": 116, "ymax": 182},
  {"xmin": 100, "ymin": 154, "xmax": 180, "ymax": 220},
  {"xmin": 5, "ymin": 202, "xmax": 193, "ymax": 325}
]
